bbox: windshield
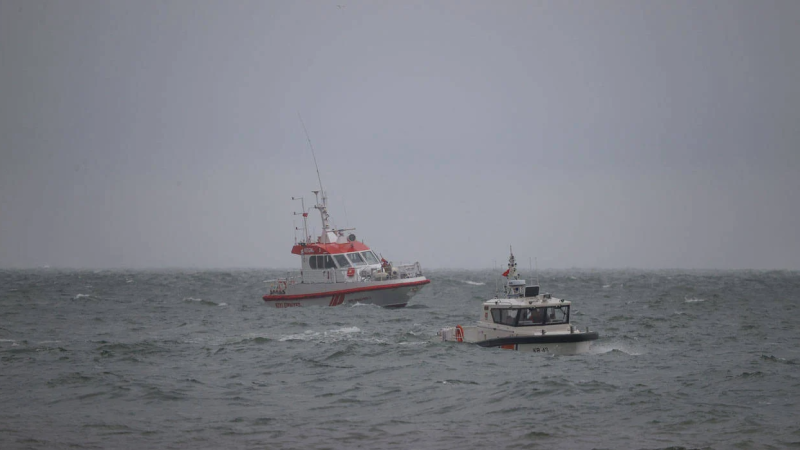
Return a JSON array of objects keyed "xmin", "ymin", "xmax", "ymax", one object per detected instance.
[
  {"xmin": 334, "ymin": 254, "xmax": 350, "ymax": 268},
  {"xmin": 347, "ymin": 252, "xmax": 366, "ymax": 266},
  {"xmin": 361, "ymin": 251, "xmax": 379, "ymax": 264},
  {"xmin": 518, "ymin": 306, "xmax": 570, "ymax": 326},
  {"xmin": 491, "ymin": 306, "xmax": 570, "ymax": 326}
]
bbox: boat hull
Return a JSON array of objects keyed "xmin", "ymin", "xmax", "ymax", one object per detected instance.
[
  {"xmin": 440, "ymin": 326, "xmax": 599, "ymax": 355},
  {"xmin": 263, "ymin": 277, "xmax": 430, "ymax": 308},
  {"xmin": 477, "ymin": 332, "xmax": 599, "ymax": 355}
]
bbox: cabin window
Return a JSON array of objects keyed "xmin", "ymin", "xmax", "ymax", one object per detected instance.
[
  {"xmin": 516, "ymin": 306, "xmax": 570, "ymax": 326},
  {"xmin": 334, "ymin": 254, "xmax": 350, "ymax": 267},
  {"xmin": 309, "ymin": 255, "xmax": 332, "ymax": 270},
  {"xmin": 544, "ymin": 306, "xmax": 569, "ymax": 324},
  {"xmin": 490, "ymin": 308, "xmax": 519, "ymax": 326},
  {"xmin": 518, "ymin": 308, "xmax": 545, "ymax": 326},
  {"xmin": 347, "ymin": 252, "xmax": 366, "ymax": 266},
  {"xmin": 361, "ymin": 251, "xmax": 379, "ymax": 265}
]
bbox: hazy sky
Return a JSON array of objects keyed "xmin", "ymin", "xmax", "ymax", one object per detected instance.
[{"xmin": 1, "ymin": 0, "xmax": 798, "ymax": 270}]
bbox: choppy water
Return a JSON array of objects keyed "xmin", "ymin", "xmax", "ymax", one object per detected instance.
[{"xmin": 2, "ymin": 269, "xmax": 799, "ymax": 449}]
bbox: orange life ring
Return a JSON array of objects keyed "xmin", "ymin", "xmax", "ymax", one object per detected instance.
[
  {"xmin": 347, "ymin": 267, "xmax": 355, "ymax": 277},
  {"xmin": 455, "ymin": 325, "xmax": 464, "ymax": 343}
]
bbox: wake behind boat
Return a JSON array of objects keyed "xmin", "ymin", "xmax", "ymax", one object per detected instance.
[
  {"xmin": 263, "ymin": 120, "xmax": 430, "ymax": 308},
  {"xmin": 439, "ymin": 248, "xmax": 598, "ymax": 354}
]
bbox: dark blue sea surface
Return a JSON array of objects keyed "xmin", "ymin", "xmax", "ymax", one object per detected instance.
[{"xmin": 2, "ymin": 269, "xmax": 799, "ymax": 449}]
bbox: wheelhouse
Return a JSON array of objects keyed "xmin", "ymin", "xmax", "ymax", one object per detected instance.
[
  {"xmin": 487, "ymin": 304, "xmax": 570, "ymax": 327},
  {"xmin": 304, "ymin": 250, "xmax": 381, "ymax": 270}
]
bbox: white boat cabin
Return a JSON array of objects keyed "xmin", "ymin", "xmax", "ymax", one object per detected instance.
[{"xmin": 485, "ymin": 299, "xmax": 571, "ymax": 328}]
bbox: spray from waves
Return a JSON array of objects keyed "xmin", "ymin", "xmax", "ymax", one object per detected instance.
[
  {"xmin": 279, "ymin": 326, "xmax": 370, "ymax": 343},
  {"xmin": 461, "ymin": 280, "xmax": 485, "ymax": 286},
  {"xmin": 182, "ymin": 297, "xmax": 220, "ymax": 307},
  {"xmin": 590, "ymin": 341, "xmax": 645, "ymax": 356},
  {"xmin": 684, "ymin": 297, "xmax": 706, "ymax": 303},
  {"xmin": 74, "ymin": 294, "xmax": 93, "ymax": 300}
]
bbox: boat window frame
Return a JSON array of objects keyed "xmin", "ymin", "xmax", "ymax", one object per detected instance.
[
  {"xmin": 490, "ymin": 307, "xmax": 520, "ymax": 326},
  {"xmin": 308, "ymin": 255, "xmax": 335, "ymax": 270},
  {"xmin": 517, "ymin": 307, "xmax": 545, "ymax": 326},
  {"xmin": 333, "ymin": 254, "xmax": 351, "ymax": 268},
  {"xmin": 515, "ymin": 305, "xmax": 570, "ymax": 326},
  {"xmin": 361, "ymin": 251, "xmax": 379, "ymax": 265},
  {"xmin": 347, "ymin": 252, "xmax": 367, "ymax": 266},
  {"xmin": 544, "ymin": 305, "xmax": 569, "ymax": 325}
]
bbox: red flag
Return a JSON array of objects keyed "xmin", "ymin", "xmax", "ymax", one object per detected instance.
[
  {"xmin": 302, "ymin": 213, "xmax": 308, "ymax": 217},
  {"xmin": 502, "ymin": 269, "xmax": 509, "ymax": 277}
]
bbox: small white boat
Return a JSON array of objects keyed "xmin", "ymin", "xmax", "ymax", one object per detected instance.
[{"xmin": 439, "ymin": 249, "xmax": 598, "ymax": 354}]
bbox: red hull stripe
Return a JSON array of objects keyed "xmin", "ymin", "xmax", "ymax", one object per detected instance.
[
  {"xmin": 328, "ymin": 294, "xmax": 345, "ymax": 306},
  {"xmin": 263, "ymin": 279, "xmax": 430, "ymax": 302}
]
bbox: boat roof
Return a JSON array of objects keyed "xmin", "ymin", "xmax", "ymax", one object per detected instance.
[
  {"xmin": 484, "ymin": 296, "xmax": 570, "ymax": 308},
  {"xmin": 291, "ymin": 241, "xmax": 371, "ymax": 255}
]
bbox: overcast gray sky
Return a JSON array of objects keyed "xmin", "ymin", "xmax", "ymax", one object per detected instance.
[{"xmin": 1, "ymin": 0, "xmax": 798, "ymax": 270}]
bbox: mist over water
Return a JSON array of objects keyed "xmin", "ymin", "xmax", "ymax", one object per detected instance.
[{"xmin": 2, "ymin": 268, "xmax": 800, "ymax": 449}]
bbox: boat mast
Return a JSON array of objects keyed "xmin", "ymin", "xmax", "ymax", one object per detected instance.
[
  {"xmin": 508, "ymin": 246, "xmax": 518, "ymax": 280},
  {"xmin": 299, "ymin": 113, "xmax": 333, "ymax": 237},
  {"xmin": 298, "ymin": 113, "xmax": 325, "ymax": 196},
  {"xmin": 291, "ymin": 196, "xmax": 310, "ymax": 244}
]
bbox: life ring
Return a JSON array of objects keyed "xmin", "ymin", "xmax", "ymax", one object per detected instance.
[
  {"xmin": 455, "ymin": 325, "xmax": 464, "ymax": 343},
  {"xmin": 347, "ymin": 267, "xmax": 356, "ymax": 277}
]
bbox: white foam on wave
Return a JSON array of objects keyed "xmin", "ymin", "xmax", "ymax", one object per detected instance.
[
  {"xmin": 335, "ymin": 326, "xmax": 361, "ymax": 334},
  {"xmin": 218, "ymin": 302, "xmax": 228, "ymax": 307},
  {"xmin": 279, "ymin": 326, "xmax": 362, "ymax": 342},
  {"xmin": 602, "ymin": 284, "xmax": 611, "ymax": 288},
  {"xmin": 684, "ymin": 297, "xmax": 705, "ymax": 303},
  {"xmin": 74, "ymin": 294, "xmax": 92, "ymax": 299},
  {"xmin": 461, "ymin": 280, "xmax": 485, "ymax": 286},
  {"xmin": 590, "ymin": 342, "xmax": 644, "ymax": 356}
]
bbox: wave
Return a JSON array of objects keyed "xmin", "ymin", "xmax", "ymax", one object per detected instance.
[
  {"xmin": 227, "ymin": 335, "xmax": 272, "ymax": 345},
  {"xmin": 279, "ymin": 326, "xmax": 363, "ymax": 343},
  {"xmin": 182, "ymin": 297, "xmax": 219, "ymax": 307},
  {"xmin": 461, "ymin": 280, "xmax": 485, "ymax": 286},
  {"xmin": 684, "ymin": 297, "xmax": 706, "ymax": 303},
  {"xmin": 590, "ymin": 342, "xmax": 644, "ymax": 356}
]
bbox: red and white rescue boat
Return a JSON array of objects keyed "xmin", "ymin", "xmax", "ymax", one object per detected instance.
[{"xmin": 263, "ymin": 189, "xmax": 430, "ymax": 308}]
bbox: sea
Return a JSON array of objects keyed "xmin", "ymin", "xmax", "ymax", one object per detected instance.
[{"xmin": 1, "ymin": 268, "xmax": 799, "ymax": 450}]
